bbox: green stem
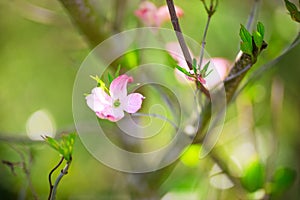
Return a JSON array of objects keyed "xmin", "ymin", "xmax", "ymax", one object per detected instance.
[
  {"xmin": 199, "ymin": 0, "xmax": 218, "ymax": 68},
  {"xmin": 198, "ymin": 15, "xmax": 212, "ymax": 69}
]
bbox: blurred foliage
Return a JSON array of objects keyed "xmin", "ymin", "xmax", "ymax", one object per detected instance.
[{"xmin": 0, "ymin": 0, "xmax": 299, "ymax": 199}]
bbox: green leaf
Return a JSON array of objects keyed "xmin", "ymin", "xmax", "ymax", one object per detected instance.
[
  {"xmin": 202, "ymin": 61, "xmax": 210, "ymax": 72},
  {"xmin": 239, "ymin": 25, "xmax": 253, "ymax": 55},
  {"xmin": 284, "ymin": 0, "xmax": 300, "ymax": 23},
  {"xmin": 257, "ymin": 22, "xmax": 265, "ymax": 38},
  {"xmin": 204, "ymin": 69, "xmax": 213, "ymax": 78},
  {"xmin": 43, "ymin": 136, "xmax": 60, "ymax": 151},
  {"xmin": 175, "ymin": 65, "xmax": 192, "ymax": 77},
  {"xmin": 43, "ymin": 133, "xmax": 76, "ymax": 162},
  {"xmin": 241, "ymin": 160, "xmax": 265, "ymax": 192},
  {"xmin": 285, "ymin": 0, "xmax": 298, "ymax": 13},
  {"xmin": 253, "ymin": 31, "xmax": 263, "ymax": 49},
  {"xmin": 200, "ymin": 61, "xmax": 213, "ymax": 77},
  {"xmin": 240, "ymin": 42, "xmax": 253, "ymax": 55},
  {"xmin": 240, "ymin": 24, "xmax": 252, "ymax": 43},
  {"xmin": 107, "ymin": 73, "xmax": 113, "ymax": 84},
  {"xmin": 115, "ymin": 64, "xmax": 121, "ymax": 78},
  {"xmin": 270, "ymin": 167, "xmax": 297, "ymax": 197}
]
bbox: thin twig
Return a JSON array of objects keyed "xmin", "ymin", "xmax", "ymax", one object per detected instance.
[
  {"xmin": 2, "ymin": 146, "xmax": 39, "ymax": 199},
  {"xmin": 131, "ymin": 112, "xmax": 178, "ymax": 131},
  {"xmin": 0, "ymin": 125, "xmax": 76, "ymax": 144},
  {"xmin": 199, "ymin": 15, "xmax": 212, "ymax": 68},
  {"xmin": 25, "ymin": 149, "xmax": 39, "ymax": 200},
  {"xmin": 166, "ymin": 0, "xmax": 210, "ymax": 98},
  {"xmin": 48, "ymin": 158, "xmax": 72, "ymax": 200},
  {"xmin": 246, "ymin": 0, "xmax": 261, "ymax": 31},
  {"xmin": 2, "ymin": 160, "xmax": 21, "ymax": 176},
  {"xmin": 166, "ymin": 0, "xmax": 193, "ymax": 70},
  {"xmin": 48, "ymin": 157, "xmax": 64, "ymax": 200},
  {"xmin": 0, "ymin": 135, "xmax": 44, "ymax": 144},
  {"xmin": 198, "ymin": 0, "xmax": 217, "ymax": 68}
]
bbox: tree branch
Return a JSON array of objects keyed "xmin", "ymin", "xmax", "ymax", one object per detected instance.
[
  {"xmin": 233, "ymin": 31, "xmax": 300, "ymax": 100},
  {"xmin": 166, "ymin": 0, "xmax": 193, "ymax": 70},
  {"xmin": 58, "ymin": 0, "xmax": 107, "ymax": 47},
  {"xmin": 166, "ymin": 0, "xmax": 210, "ymax": 98},
  {"xmin": 224, "ymin": 41, "xmax": 267, "ymax": 102}
]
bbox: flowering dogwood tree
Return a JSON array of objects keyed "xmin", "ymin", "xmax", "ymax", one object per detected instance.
[{"xmin": 0, "ymin": 0, "xmax": 299, "ymax": 199}]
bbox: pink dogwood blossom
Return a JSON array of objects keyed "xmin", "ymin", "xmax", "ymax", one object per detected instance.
[
  {"xmin": 166, "ymin": 42, "xmax": 231, "ymax": 89},
  {"xmin": 135, "ymin": 1, "xmax": 184, "ymax": 27},
  {"xmin": 86, "ymin": 75, "xmax": 145, "ymax": 122}
]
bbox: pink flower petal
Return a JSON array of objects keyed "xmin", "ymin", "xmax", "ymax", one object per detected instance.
[
  {"xmin": 202, "ymin": 58, "xmax": 231, "ymax": 89},
  {"xmin": 166, "ymin": 42, "xmax": 193, "ymax": 71},
  {"xmin": 109, "ymin": 74, "xmax": 133, "ymax": 100},
  {"xmin": 96, "ymin": 106, "xmax": 124, "ymax": 122},
  {"xmin": 166, "ymin": 42, "xmax": 196, "ymax": 83},
  {"xmin": 123, "ymin": 93, "xmax": 145, "ymax": 113},
  {"xmin": 135, "ymin": 1, "xmax": 183, "ymax": 27},
  {"xmin": 157, "ymin": 5, "xmax": 183, "ymax": 26},
  {"xmin": 134, "ymin": 1, "xmax": 157, "ymax": 26},
  {"xmin": 86, "ymin": 87, "xmax": 112, "ymax": 112},
  {"xmin": 209, "ymin": 58, "xmax": 231, "ymax": 80}
]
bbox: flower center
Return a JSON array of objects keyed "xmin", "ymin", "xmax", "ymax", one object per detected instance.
[{"xmin": 113, "ymin": 99, "xmax": 121, "ymax": 108}]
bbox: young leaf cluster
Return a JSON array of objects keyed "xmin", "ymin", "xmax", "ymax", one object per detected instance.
[
  {"xmin": 239, "ymin": 22, "xmax": 265, "ymax": 56},
  {"xmin": 43, "ymin": 133, "xmax": 76, "ymax": 162},
  {"xmin": 175, "ymin": 58, "xmax": 212, "ymax": 82}
]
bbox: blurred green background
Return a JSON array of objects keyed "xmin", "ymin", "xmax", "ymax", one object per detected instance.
[{"xmin": 0, "ymin": 0, "xmax": 299, "ymax": 199}]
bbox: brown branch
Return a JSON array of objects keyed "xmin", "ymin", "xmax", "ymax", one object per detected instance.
[
  {"xmin": 234, "ymin": 31, "xmax": 300, "ymax": 100},
  {"xmin": 58, "ymin": 0, "xmax": 108, "ymax": 47},
  {"xmin": 224, "ymin": 40, "xmax": 267, "ymax": 102},
  {"xmin": 166, "ymin": 0, "xmax": 210, "ymax": 98},
  {"xmin": 2, "ymin": 160, "xmax": 21, "ymax": 176},
  {"xmin": 166, "ymin": 0, "xmax": 193, "ymax": 70}
]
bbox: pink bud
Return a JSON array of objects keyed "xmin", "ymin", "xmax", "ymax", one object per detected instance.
[{"xmin": 135, "ymin": 1, "xmax": 184, "ymax": 27}]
